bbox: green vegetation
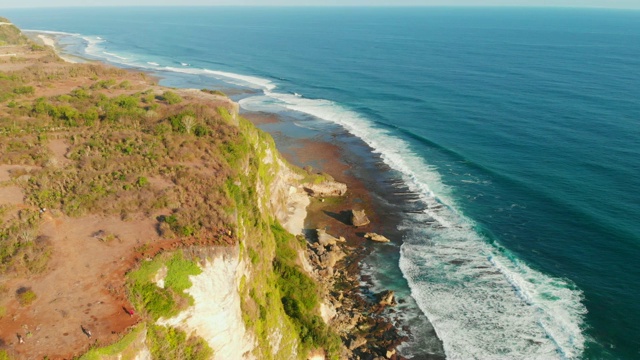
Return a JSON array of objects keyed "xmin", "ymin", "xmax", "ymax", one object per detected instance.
[
  {"xmin": 201, "ymin": 88, "xmax": 227, "ymax": 97},
  {"xmin": 79, "ymin": 324, "xmax": 144, "ymax": 360},
  {"xmin": 0, "ymin": 21, "xmax": 341, "ymax": 358},
  {"xmin": 0, "ymin": 208, "xmax": 49, "ymax": 275},
  {"xmin": 147, "ymin": 324, "xmax": 213, "ymax": 360},
  {"xmin": 127, "ymin": 251, "xmax": 201, "ymax": 320},
  {"xmin": 223, "ymin": 117, "xmax": 341, "ymax": 359},
  {"xmin": 0, "ymin": 19, "xmax": 29, "ymax": 46},
  {"xmin": 0, "ymin": 349, "xmax": 10, "ymax": 360},
  {"xmin": 273, "ymin": 224, "xmax": 341, "ymax": 357},
  {"xmin": 161, "ymin": 90, "xmax": 182, "ymax": 105},
  {"xmin": 16, "ymin": 287, "xmax": 37, "ymax": 306}
]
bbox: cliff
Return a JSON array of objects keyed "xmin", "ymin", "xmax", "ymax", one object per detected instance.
[{"xmin": 0, "ymin": 21, "xmax": 340, "ymax": 360}]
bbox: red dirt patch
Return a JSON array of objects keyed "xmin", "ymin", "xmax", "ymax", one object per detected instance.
[
  {"xmin": 0, "ymin": 186, "xmax": 24, "ymax": 206},
  {"xmin": 0, "ymin": 209, "xmax": 235, "ymax": 359}
]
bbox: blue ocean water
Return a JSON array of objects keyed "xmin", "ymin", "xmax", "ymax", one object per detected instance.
[{"xmin": 5, "ymin": 7, "xmax": 640, "ymax": 359}]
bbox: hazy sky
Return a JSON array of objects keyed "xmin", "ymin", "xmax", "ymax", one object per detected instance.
[{"xmin": 1, "ymin": 0, "xmax": 639, "ymax": 9}]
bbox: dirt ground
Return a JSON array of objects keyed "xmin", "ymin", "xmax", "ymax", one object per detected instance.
[
  {"xmin": 0, "ymin": 206, "xmax": 154, "ymax": 358},
  {"xmin": 0, "ymin": 42, "xmax": 152, "ymax": 359}
]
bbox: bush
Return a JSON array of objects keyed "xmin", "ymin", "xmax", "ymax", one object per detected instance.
[
  {"xmin": 13, "ymin": 86, "xmax": 34, "ymax": 95},
  {"xmin": 161, "ymin": 91, "xmax": 182, "ymax": 105},
  {"xmin": 147, "ymin": 324, "xmax": 212, "ymax": 360},
  {"xmin": 16, "ymin": 287, "xmax": 37, "ymax": 306},
  {"xmin": 201, "ymin": 88, "xmax": 226, "ymax": 97},
  {"xmin": 271, "ymin": 222, "xmax": 342, "ymax": 358},
  {"xmin": 127, "ymin": 251, "xmax": 201, "ymax": 320},
  {"xmin": 0, "ymin": 349, "xmax": 10, "ymax": 360}
]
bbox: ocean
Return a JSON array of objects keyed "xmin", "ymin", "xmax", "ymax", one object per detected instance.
[{"xmin": 4, "ymin": 6, "xmax": 640, "ymax": 359}]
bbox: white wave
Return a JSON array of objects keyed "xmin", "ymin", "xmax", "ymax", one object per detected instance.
[
  {"xmin": 294, "ymin": 92, "xmax": 302, "ymax": 97},
  {"xmin": 23, "ymin": 29, "xmax": 80, "ymax": 36},
  {"xmin": 102, "ymin": 51, "xmax": 127, "ymax": 60},
  {"xmin": 147, "ymin": 61, "xmax": 160, "ymax": 66},
  {"xmin": 252, "ymin": 90, "xmax": 587, "ymax": 359},
  {"xmin": 82, "ymin": 35, "xmax": 106, "ymax": 58},
  {"xmin": 180, "ymin": 62, "xmax": 190, "ymax": 66},
  {"xmin": 238, "ymin": 95, "xmax": 285, "ymax": 113},
  {"xmin": 203, "ymin": 69, "xmax": 276, "ymax": 90},
  {"xmin": 161, "ymin": 66, "xmax": 275, "ymax": 91}
]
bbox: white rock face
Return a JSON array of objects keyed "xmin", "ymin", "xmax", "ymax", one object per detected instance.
[
  {"xmin": 134, "ymin": 346, "xmax": 152, "ymax": 360},
  {"xmin": 158, "ymin": 247, "xmax": 255, "ymax": 360}
]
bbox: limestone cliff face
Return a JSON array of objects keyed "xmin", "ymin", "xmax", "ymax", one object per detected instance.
[{"xmin": 158, "ymin": 247, "xmax": 256, "ymax": 360}]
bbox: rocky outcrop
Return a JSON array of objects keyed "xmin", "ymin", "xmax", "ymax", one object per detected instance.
[
  {"xmin": 364, "ymin": 232, "xmax": 390, "ymax": 243},
  {"xmin": 377, "ymin": 290, "xmax": 396, "ymax": 307},
  {"xmin": 303, "ymin": 181, "xmax": 347, "ymax": 197},
  {"xmin": 348, "ymin": 335, "xmax": 367, "ymax": 350},
  {"xmin": 350, "ymin": 209, "xmax": 370, "ymax": 227},
  {"xmin": 317, "ymin": 228, "xmax": 346, "ymax": 247}
]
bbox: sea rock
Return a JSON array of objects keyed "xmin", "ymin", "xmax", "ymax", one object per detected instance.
[
  {"xmin": 304, "ymin": 181, "xmax": 347, "ymax": 197},
  {"xmin": 386, "ymin": 349, "xmax": 397, "ymax": 359},
  {"xmin": 317, "ymin": 229, "xmax": 346, "ymax": 247},
  {"xmin": 364, "ymin": 232, "xmax": 390, "ymax": 243},
  {"xmin": 377, "ymin": 290, "xmax": 396, "ymax": 307},
  {"xmin": 351, "ymin": 209, "xmax": 370, "ymax": 227}
]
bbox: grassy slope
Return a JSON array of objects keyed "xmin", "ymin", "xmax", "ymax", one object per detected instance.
[
  {"xmin": 0, "ymin": 21, "xmax": 338, "ymax": 359},
  {"xmin": 0, "ymin": 18, "xmax": 29, "ymax": 46}
]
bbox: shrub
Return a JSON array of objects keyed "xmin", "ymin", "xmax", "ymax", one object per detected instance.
[
  {"xmin": 127, "ymin": 251, "xmax": 201, "ymax": 320},
  {"xmin": 16, "ymin": 287, "xmax": 37, "ymax": 306},
  {"xmin": 13, "ymin": 86, "xmax": 34, "ymax": 96},
  {"xmin": 147, "ymin": 324, "xmax": 212, "ymax": 360},
  {"xmin": 201, "ymin": 88, "xmax": 226, "ymax": 97},
  {"xmin": 161, "ymin": 91, "xmax": 182, "ymax": 105}
]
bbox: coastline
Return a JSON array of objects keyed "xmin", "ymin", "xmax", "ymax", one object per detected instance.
[
  {"xmin": 243, "ymin": 111, "xmax": 446, "ymax": 359},
  {"xmin": 3, "ymin": 27, "xmax": 439, "ymax": 359},
  {"xmin": 8, "ymin": 7, "xmax": 640, "ymax": 358}
]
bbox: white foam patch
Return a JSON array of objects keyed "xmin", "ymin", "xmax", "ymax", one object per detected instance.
[
  {"xmin": 23, "ymin": 29, "xmax": 80, "ymax": 36},
  {"xmin": 252, "ymin": 91, "xmax": 587, "ymax": 359},
  {"xmin": 203, "ymin": 69, "xmax": 276, "ymax": 91},
  {"xmin": 102, "ymin": 51, "xmax": 128, "ymax": 60}
]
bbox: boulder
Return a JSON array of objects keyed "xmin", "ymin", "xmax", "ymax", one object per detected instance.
[
  {"xmin": 351, "ymin": 209, "xmax": 370, "ymax": 227},
  {"xmin": 317, "ymin": 229, "xmax": 346, "ymax": 247},
  {"xmin": 377, "ymin": 290, "xmax": 396, "ymax": 307},
  {"xmin": 304, "ymin": 181, "xmax": 347, "ymax": 197},
  {"xmin": 320, "ymin": 246, "xmax": 346, "ymax": 268},
  {"xmin": 386, "ymin": 349, "xmax": 397, "ymax": 359},
  {"xmin": 364, "ymin": 232, "xmax": 390, "ymax": 243}
]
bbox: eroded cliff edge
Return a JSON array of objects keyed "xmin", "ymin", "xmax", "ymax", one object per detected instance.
[
  {"xmin": 0, "ymin": 19, "xmax": 348, "ymax": 360},
  {"xmin": 0, "ymin": 19, "xmax": 408, "ymax": 360}
]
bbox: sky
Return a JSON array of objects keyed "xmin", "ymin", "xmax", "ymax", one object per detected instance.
[{"xmin": 0, "ymin": 0, "xmax": 639, "ymax": 9}]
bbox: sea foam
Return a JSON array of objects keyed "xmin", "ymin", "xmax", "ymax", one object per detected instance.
[{"xmin": 258, "ymin": 90, "xmax": 587, "ymax": 359}]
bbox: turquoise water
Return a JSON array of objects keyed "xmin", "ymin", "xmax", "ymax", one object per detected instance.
[{"xmin": 5, "ymin": 7, "xmax": 640, "ymax": 359}]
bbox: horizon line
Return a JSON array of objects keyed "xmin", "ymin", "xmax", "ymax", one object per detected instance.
[{"xmin": 2, "ymin": 4, "xmax": 640, "ymax": 10}]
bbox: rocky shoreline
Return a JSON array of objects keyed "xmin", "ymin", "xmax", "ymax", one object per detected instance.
[{"xmin": 299, "ymin": 178, "xmax": 408, "ymax": 360}]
